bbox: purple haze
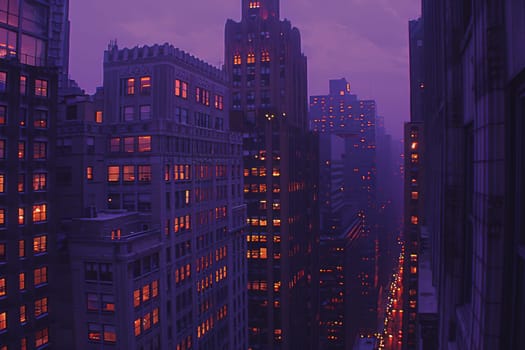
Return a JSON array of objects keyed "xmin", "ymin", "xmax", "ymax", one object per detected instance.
[{"xmin": 69, "ymin": 0, "xmax": 420, "ymax": 138}]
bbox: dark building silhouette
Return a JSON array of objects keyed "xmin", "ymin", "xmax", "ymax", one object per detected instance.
[
  {"xmin": 224, "ymin": 1, "xmax": 320, "ymax": 349},
  {"xmin": 405, "ymin": 0, "xmax": 525, "ymax": 349},
  {"xmin": 0, "ymin": 0, "xmax": 70, "ymax": 348},
  {"xmin": 55, "ymin": 43, "xmax": 248, "ymax": 350}
]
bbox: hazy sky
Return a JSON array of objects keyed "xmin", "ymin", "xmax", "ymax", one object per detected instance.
[{"xmin": 69, "ymin": 0, "xmax": 420, "ymax": 139}]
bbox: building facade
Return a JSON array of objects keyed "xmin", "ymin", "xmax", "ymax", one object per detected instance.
[
  {"xmin": 225, "ymin": 1, "xmax": 320, "ymax": 349},
  {"xmin": 408, "ymin": 0, "xmax": 525, "ymax": 349},
  {"xmin": 0, "ymin": 0, "xmax": 70, "ymax": 348},
  {"xmin": 56, "ymin": 43, "xmax": 248, "ymax": 350}
]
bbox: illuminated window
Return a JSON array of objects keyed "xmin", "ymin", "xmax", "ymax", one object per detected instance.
[
  {"xmin": 19, "ymin": 272, "xmax": 25, "ymax": 290},
  {"xmin": 0, "ymin": 208, "xmax": 4, "ymax": 226},
  {"xmin": 35, "ymin": 297, "xmax": 48, "ymax": 317},
  {"xmin": 411, "ymin": 191, "xmax": 419, "ymax": 200},
  {"xmin": 33, "ymin": 141, "xmax": 47, "ymax": 159},
  {"xmin": 142, "ymin": 285, "xmax": 150, "ymax": 302},
  {"xmin": 0, "ymin": 106, "xmax": 5, "ymax": 124},
  {"xmin": 20, "ymin": 75, "xmax": 27, "ymax": 95},
  {"xmin": 126, "ymin": 78, "xmax": 135, "ymax": 95},
  {"xmin": 33, "ymin": 235, "xmax": 47, "ymax": 254},
  {"xmin": 0, "ymin": 312, "xmax": 6, "ymax": 331},
  {"xmin": 0, "ymin": 174, "xmax": 4, "ymax": 192},
  {"xmin": 19, "ymin": 240, "xmax": 25, "ymax": 258},
  {"xmin": 152, "ymin": 280, "xmax": 159, "ymax": 298},
  {"xmin": 107, "ymin": 166, "xmax": 120, "ymax": 182},
  {"xmin": 133, "ymin": 289, "xmax": 140, "ymax": 307},
  {"xmin": 0, "ymin": 140, "xmax": 5, "ymax": 159},
  {"xmin": 152, "ymin": 308, "xmax": 159, "ymax": 324},
  {"xmin": 261, "ymin": 50, "xmax": 270, "ymax": 62},
  {"xmin": 34, "ymin": 110, "xmax": 47, "ymax": 128},
  {"xmin": 18, "ymin": 141, "xmax": 25, "ymax": 159},
  {"xmin": 20, "ymin": 305, "xmax": 27, "ymax": 323},
  {"xmin": 247, "ymin": 52, "xmax": 255, "ymax": 64},
  {"xmin": 32, "ymin": 204, "xmax": 47, "ymax": 222},
  {"xmin": 35, "ymin": 328, "xmax": 49, "ymax": 347},
  {"xmin": 233, "ymin": 53, "xmax": 242, "ymax": 65},
  {"xmin": 411, "ymin": 216, "xmax": 419, "ymax": 225},
  {"xmin": 140, "ymin": 76, "xmax": 151, "ymax": 95},
  {"xmin": 18, "ymin": 207, "xmax": 25, "ymax": 225},
  {"xmin": 139, "ymin": 105, "xmax": 151, "ymax": 120},
  {"xmin": 411, "ymin": 142, "xmax": 418, "ymax": 150},
  {"xmin": 34, "ymin": 266, "xmax": 47, "ymax": 285},
  {"xmin": 95, "ymin": 111, "xmax": 103, "ymax": 123},
  {"xmin": 123, "ymin": 165, "xmax": 135, "ymax": 182},
  {"xmin": 411, "ymin": 153, "xmax": 419, "ymax": 163},
  {"xmin": 138, "ymin": 136, "xmax": 151, "ymax": 152},
  {"xmin": 102, "ymin": 295, "xmax": 115, "ymax": 312},
  {"xmin": 86, "ymin": 166, "xmax": 93, "ymax": 180},
  {"xmin": 88, "ymin": 323, "xmax": 102, "ymax": 341},
  {"xmin": 215, "ymin": 94, "xmax": 224, "ymax": 110},
  {"xmin": 123, "ymin": 136, "xmax": 134, "ymax": 152},
  {"xmin": 138, "ymin": 165, "xmax": 152, "ymax": 182},
  {"xmin": 18, "ymin": 173, "xmax": 24, "ymax": 192},
  {"xmin": 104, "ymin": 325, "xmax": 117, "ymax": 343},
  {"xmin": 175, "ymin": 79, "xmax": 189, "ymax": 99},
  {"xmin": 0, "ymin": 243, "xmax": 4, "ymax": 261},
  {"xmin": 35, "ymin": 79, "xmax": 48, "ymax": 97},
  {"xmin": 249, "ymin": 1, "xmax": 261, "ymax": 9},
  {"xmin": 143, "ymin": 313, "xmax": 151, "ymax": 330},
  {"xmin": 0, "ymin": 277, "xmax": 5, "ymax": 296},
  {"xmin": 33, "ymin": 173, "xmax": 47, "ymax": 191},
  {"xmin": 134, "ymin": 318, "xmax": 141, "ymax": 336}
]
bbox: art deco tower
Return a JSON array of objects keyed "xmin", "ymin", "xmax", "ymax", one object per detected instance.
[{"xmin": 225, "ymin": 1, "xmax": 319, "ymax": 349}]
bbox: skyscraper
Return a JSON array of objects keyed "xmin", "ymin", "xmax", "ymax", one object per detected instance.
[
  {"xmin": 0, "ymin": 0, "xmax": 69, "ymax": 348},
  {"xmin": 225, "ymin": 1, "xmax": 319, "ymax": 348}
]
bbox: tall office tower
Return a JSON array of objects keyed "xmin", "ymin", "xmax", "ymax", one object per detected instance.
[
  {"xmin": 407, "ymin": 1, "xmax": 525, "ymax": 349},
  {"xmin": 55, "ymin": 43, "xmax": 248, "ymax": 349},
  {"xmin": 310, "ymin": 79, "xmax": 379, "ymax": 345},
  {"xmin": 0, "ymin": 0, "xmax": 69, "ymax": 348},
  {"xmin": 225, "ymin": 1, "xmax": 320, "ymax": 349}
]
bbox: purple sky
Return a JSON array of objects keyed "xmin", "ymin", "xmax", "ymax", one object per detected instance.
[{"xmin": 69, "ymin": 0, "xmax": 420, "ymax": 139}]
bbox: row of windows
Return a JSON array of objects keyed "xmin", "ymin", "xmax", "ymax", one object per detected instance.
[
  {"xmin": 233, "ymin": 50, "xmax": 271, "ymax": 65},
  {"xmin": 134, "ymin": 308, "xmax": 160, "ymax": 336},
  {"xmin": 107, "ymin": 165, "xmax": 152, "ymax": 183},
  {"xmin": 109, "ymin": 135, "xmax": 151, "ymax": 153},
  {"xmin": 0, "ymin": 140, "xmax": 47, "ymax": 160},
  {"xmin": 0, "ymin": 269, "xmax": 47, "ymax": 298},
  {"xmin": 133, "ymin": 280, "xmax": 159, "ymax": 307},
  {"xmin": 0, "ymin": 172, "xmax": 47, "ymax": 192},
  {"xmin": 123, "ymin": 76, "xmax": 151, "ymax": 96},
  {"xmin": 88, "ymin": 323, "xmax": 117, "ymax": 343},
  {"xmin": 0, "ymin": 106, "xmax": 48, "ymax": 127},
  {"xmin": 0, "ymin": 204, "xmax": 47, "ymax": 226},
  {"xmin": 0, "ymin": 236, "xmax": 47, "ymax": 263},
  {"xmin": 0, "ymin": 72, "xmax": 48, "ymax": 97}
]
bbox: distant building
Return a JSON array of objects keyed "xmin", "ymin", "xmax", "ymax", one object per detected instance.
[
  {"xmin": 56, "ymin": 43, "xmax": 248, "ymax": 350},
  {"xmin": 225, "ymin": 1, "xmax": 320, "ymax": 349},
  {"xmin": 0, "ymin": 0, "xmax": 69, "ymax": 348}
]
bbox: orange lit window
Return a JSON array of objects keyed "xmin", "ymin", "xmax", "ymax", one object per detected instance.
[
  {"xmin": 34, "ymin": 266, "xmax": 47, "ymax": 285},
  {"xmin": 95, "ymin": 111, "xmax": 103, "ymax": 123},
  {"xmin": 272, "ymin": 168, "xmax": 280, "ymax": 176},
  {"xmin": 140, "ymin": 76, "xmax": 151, "ymax": 95},
  {"xmin": 411, "ymin": 216, "xmax": 419, "ymax": 225},
  {"xmin": 247, "ymin": 52, "xmax": 255, "ymax": 64},
  {"xmin": 19, "ymin": 272, "xmax": 25, "ymax": 290},
  {"xmin": 107, "ymin": 166, "xmax": 120, "ymax": 182},
  {"xmin": 33, "ymin": 235, "xmax": 47, "ymax": 254},
  {"xmin": 138, "ymin": 136, "xmax": 151, "ymax": 152},
  {"xmin": 35, "ymin": 79, "xmax": 48, "ymax": 97},
  {"xmin": 152, "ymin": 308, "xmax": 159, "ymax": 324},
  {"xmin": 411, "ymin": 142, "xmax": 418, "ymax": 150},
  {"xmin": 249, "ymin": 1, "xmax": 261, "ymax": 8},
  {"xmin": 34, "ymin": 110, "xmax": 47, "ymax": 128},
  {"xmin": 18, "ymin": 240, "xmax": 24, "ymax": 258},
  {"xmin": 126, "ymin": 78, "xmax": 135, "ymax": 95},
  {"xmin": 411, "ymin": 191, "xmax": 419, "ymax": 200},
  {"xmin": 261, "ymin": 50, "xmax": 270, "ymax": 62},
  {"xmin": 35, "ymin": 327, "xmax": 49, "ymax": 347},
  {"xmin": 20, "ymin": 305, "xmax": 27, "ymax": 323},
  {"xmin": 0, "ymin": 277, "xmax": 5, "ymax": 296},
  {"xmin": 18, "ymin": 141, "xmax": 25, "ymax": 159},
  {"xmin": 34, "ymin": 297, "xmax": 48, "ymax": 317},
  {"xmin": 0, "ymin": 208, "xmax": 4, "ymax": 226},
  {"xmin": 0, "ymin": 312, "xmax": 6, "ymax": 331},
  {"xmin": 142, "ymin": 285, "xmax": 150, "ymax": 302},
  {"xmin": 260, "ymin": 247, "xmax": 267, "ymax": 259},
  {"xmin": 86, "ymin": 166, "xmax": 93, "ymax": 180},
  {"xmin": 123, "ymin": 165, "xmax": 135, "ymax": 182},
  {"xmin": 151, "ymin": 280, "xmax": 159, "ymax": 298},
  {"xmin": 175, "ymin": 79, "xmax": 188, "ymax": 99},
  {"xmin": 410, "ymin": 266, "xmax": 417, "ymax": 274},
  {"xmin": 33, "ymin": 173, "xmax": 47, "ymax": 191},
  {"xmin": 32, "ymin": 204, "xmax": 47, "ymax": 222},
  {"xmin": 133, "ymin": 289, "xmax": 140, "ymax": 307},
  {"xmin": 0, "ymin": 173, "xmax": 4, "ymax": 192},
  {"xmin": 143, "ymin": 313, "xmax": 151, "ymax": 330},
  {"xmin": 134, "ymin": 318, "xmax": 141, "ymax": 336},
  {"xmin": 233, "ymin": 53, "xmax": 242, "ymax": 65},
  {"xmin": 18, "ymin": 207, "xmax": 25, "ymax": 225},
  {"xmin": 88, "ymin": 323, "xmax": 102, "ymax": 341}
]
